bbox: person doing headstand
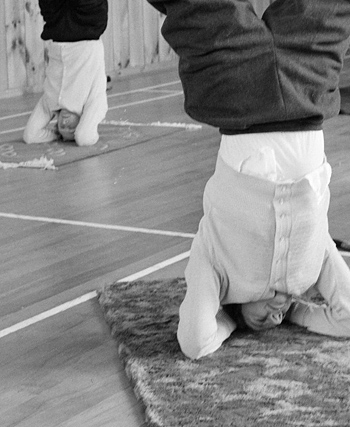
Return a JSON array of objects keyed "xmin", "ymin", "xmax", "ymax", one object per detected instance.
[
  {"xmin": 23, "ymin": 0, "xmax": 108, "ymax": 146},
  {"xmin": 147, "ymin": 0, "xmax": 350, "ymax": 359}
]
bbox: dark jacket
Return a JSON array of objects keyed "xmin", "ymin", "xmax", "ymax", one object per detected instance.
[
  {"xmin": 147, "ymin": 0, "xmax": 350, "ymax": 134},
  {"xmin": 39, "ymin": 0, "xmax": 108, "ymax": 42}
]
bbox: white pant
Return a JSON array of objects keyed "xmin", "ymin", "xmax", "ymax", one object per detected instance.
[
  {"xmin": 23, "ymin": 39, "xmax": 108, "ymax": 146},
  {"xmin": 177, "ymin": 131, "xmax": 350, "ymax": 359}
]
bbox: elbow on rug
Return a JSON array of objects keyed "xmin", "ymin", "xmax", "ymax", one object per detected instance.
[
  {"xmin": 177, "ymin": 330, "xmax": 221, "ymax": 360},
  {"xmin": 75, "ymin": 129, "xmax": 99, "ymax": 146}
]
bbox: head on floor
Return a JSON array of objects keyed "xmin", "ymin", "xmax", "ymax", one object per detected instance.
[{"xmin": 57, "ymin": 109, "xmax": 80, "ymax": 141}]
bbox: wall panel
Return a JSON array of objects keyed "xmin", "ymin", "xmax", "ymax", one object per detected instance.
[
  {"xmin": 0, "ymin": 0, "xmax": 177, "ymax": 98},
  {"xmin": 4, "ymin": 0, "xmax": 27, "ymax": 93},
  {"xmin": 0, "ymin": 1, "xmax": 8, "ymax": 94},
  {"xmin": 0, "ymin": 0, "xmax": 274, "ymax": 98}
]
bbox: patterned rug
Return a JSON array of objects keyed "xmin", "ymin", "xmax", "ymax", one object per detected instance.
[
  {"xmin": 0, "ymin": 123, "xmax": 194, "ymax": 169},
  {"xmin": 98, "ymin": 278, "xmax": 350, "ymax": 427}
]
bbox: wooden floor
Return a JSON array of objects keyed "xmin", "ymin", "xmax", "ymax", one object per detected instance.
[{"xmin": 0, "ymin": 67, "xmax": 349, "ymax": 427}]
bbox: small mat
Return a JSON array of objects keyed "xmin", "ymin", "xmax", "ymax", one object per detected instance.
[
  {"xmin": 0, "ymin": 124, "xmax": 185, "ymax": 169},
  {"xmin": 98, "ymin": 278, "xmax": 350, "ymax": 427}
]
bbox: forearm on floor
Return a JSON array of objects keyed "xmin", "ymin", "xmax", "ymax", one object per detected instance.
[{"xmin": 289, "ymin": 302, "xmax": 350, "ymax": 337}]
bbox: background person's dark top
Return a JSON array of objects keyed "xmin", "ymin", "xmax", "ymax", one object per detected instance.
[{"xmin": 39, "ymin": 0, "xmax": 108, "ymax": 42}]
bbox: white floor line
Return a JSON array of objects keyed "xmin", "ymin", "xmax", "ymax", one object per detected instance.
[
  {"xmin": 1, "ymin": 212, "xmax": 348, "ymax": 255},
  {"xmin": 0, "ymin": 112, "xmax": 30, "ymax": 121},
  {"xmin": 106, "ymin": 80, "xmax": 181, "ymax": 99},
  {"xmin": 0, "ymin": 250, "xmax": 190, "ymax": 339},
  {"xmin": 101, "ymin": 119, "xmax": 202, "ymax": 130},
  {"xmin": 0, "ymin": 127, "xmax": 26, "ymax": 136},
  {"xmin": 107, "ymin": 91, "xmax": 183, "ymax": 112},
  {"xmin": 0, "ymin": 80, "xmax": 181, "ymax": 122},
  {"xmin": 140, "ymin": 89, "xmax": 182, "ymax": 94},
  {"xmin": 0, "ymin": 212, "xmax": 196, "ymax": 239}
]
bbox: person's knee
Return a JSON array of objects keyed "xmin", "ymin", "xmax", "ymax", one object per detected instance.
[
  {"xmin": 23, "ymin": 126, "xmax": 36, "ymax": 144},
  {"xmin": 177, "ymin": 328, "xmax": 204, "ymax": 360},
  {"xmin": 23, "ymin": 132, "xmax": 32, "ymax": 144}
]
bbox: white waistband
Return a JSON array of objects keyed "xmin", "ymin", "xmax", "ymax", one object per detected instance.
[{"xmin": 219, "ymin": 130, "xmax": 325, "ymax": 182}]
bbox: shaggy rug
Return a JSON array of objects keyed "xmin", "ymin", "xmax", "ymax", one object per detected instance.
[{"xmin": 98, "ymin": 278, "xmax": 350, "ymax": 427}]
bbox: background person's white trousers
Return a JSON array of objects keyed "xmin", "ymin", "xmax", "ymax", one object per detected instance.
[{"xmin": 23, "ymin": 39, "xmax": 107, "ymax": 146}]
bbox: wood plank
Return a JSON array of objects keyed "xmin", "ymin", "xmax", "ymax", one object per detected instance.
[
  {"xmin": 0, "ymin": 0, "xmax": 8, "ymax": 93},
  {"xmin": 23, "ymin": 0, "xmax": 45, "ymax": 92},
  {"xmin": 0, "ymin": 299, "xmax": 146, "ymax": 427},
  {"xmin": 119, "ymin": 0, "xmax": 130, "ymax": 70},
  {"xmin": 106, "ymin": 0, "xmax": 122, "ymax": 73},
  {"xmin": 158, "ymin": 12, "xmax": 175, "ymax": 63},
  {"xmin": 4, "ymin": 0, "xmax": 27, "ymax": 91},
  {"xmin": 101, "ymin": 0, "xmax": 114, "ymax": 75},
  {"xmin": 128, "ymin": 0, "xmax": 145, "ymax": 67},
  {"xmin": 143, "ymin": 1, "xmax": 159, "ymax": 65}
]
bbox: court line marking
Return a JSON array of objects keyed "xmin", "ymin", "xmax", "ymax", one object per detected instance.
[
  {"xmin": 107, "ymin": 80, "xmax": 181, "ymax": 99},
  {"xmin": 0, "ymin": 250, "xmax": 190, "ymax": 339},
  {"xmin": 2, "ymin": 212, "xmax": 348, "ymax": 257},
  {"xmin": 107, "ymin": 91, "xmax": 183, "ymax": 112},
  {"xmin": 101, "ymin": 119, "xmax": 202, "ymax": 130},
  {"xmin": 0, "ymin": 111, "xmax": 35, "ymax": 121},
  {"xmin": 140, "ymin": 89, "xmax": 181, "ymax": 94},
  {"xmin": 0, "ymin": 212, "xmax": 196, "ymax": 239},
  {"xmin": 0, "ymin": 127, "xmax": 25, "ymax": 136},
  {"xmin": 0, "ymin": 212, "xmax": 348, "ymax": 256},
  {"xmin": 0, "ymin": 80, "xmax": 181, "ymax": 122}
]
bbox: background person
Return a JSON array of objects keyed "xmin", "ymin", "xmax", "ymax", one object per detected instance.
[{"xmin": 23, "ymin": 0, "xmax": 108, "ymax": 146}]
